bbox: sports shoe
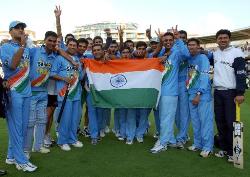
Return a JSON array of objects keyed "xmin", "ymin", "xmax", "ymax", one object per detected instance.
[
  {"xmin": 100, "ymin": 130, "xmax": 105, "ymax": 138},
  {"xmin": 186, "ymin": 136, "xmax": 191, "ymax": 142},
  {"xmin": 32, "ymin": 147, "xmax": 50, "ymax": 154},
  {"xmin": 112, "ymin": 129, "xmax": 116, "ymax": 134},
  {"xmin": 97, "ymin": 137, "xmax": 102, "ymax": 142},
  {"xmin": 44, "ymin": 134, "xmax": 52, "ymax": 146},
  {"xmin": 91, "ymin": 139, "xmax": 98, "ymax": 145},
  {"xmin": 150, "ymin": 140, "xmax": 160, "ymax": 152},
  {"xmin": 126, "ymin": 140, "xmax": 133, "ymax": 145},
  {"xmin": 187, "ymin": 145, "xmax": 200, "ymax": 152},
  {"xmin": 112, "ymin": 129, "xmax": 120, "ymax": 137},
  {"xmin": 60, "ymin": 144, "xmax": 71, "ymax": 151},
  {"xmin": 47, "ymin": 133, "xmax": 55, "ymax": 143},
  {"xmin": 227, "ymin": 156, "xmax": 234, "ymax": 163},
  {"xmin": 151, "ymin": 144, "xmax": 167, "ymax": 154},
  {"xmin": 136, "ymin": 137, "xmax": 143, "ymax": 143},
  {"xmin": 104, "ymin": 126, "xmax": 110, "ymax": 133},
  {"xmin": 84, "ymin": 128, "xmax": 90, "ymax": 137},
  {"xmin": 44, "ymin": 144, "xmax": 50, "ymax": 148},
  {"xmin": 118, "ymin": 136, "xmax": 125, "ymax": 141},
  {"xmin": 215, "ymin": 150, "xmax": 227, "ymax": 158},
  {"xmin": 78, "ymin": 129, "xmax": 85, "ymax": 136},
  {"xmin": 50, "ymin": 136, "xmax": 55, "ymax": 144},
  {"xmin": 24, "ymin": 151, "xmax": 30, "ymax": 160},
  {"xmin": 72, "ymin": 141, "xmax": 83, "ymax": 148},
  {"xmin": 0, "ymin": 169, "xmax": 7, "ymax": 176},
  {"xmin": 5, "ymin": 158, "xmax": 16, "ymax": 165},
  {"xmin": 200, "ymin": 150, "xmax": 212, "ymax": 158},
  {"xmin": 115, "ymin": 132, "xmax": 120, "ymax": 138},
  {"xmin": 176, "ymin": 142, "xmax": 184, "ymax": 149},
  {"xmin": 16, "ymin": 162, "xmax": 37, "ymax": 172}
]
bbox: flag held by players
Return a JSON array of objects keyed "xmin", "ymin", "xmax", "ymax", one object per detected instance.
[{"xmin": 83, "ymin": 59, "xmax": 164, "ymax": 108}]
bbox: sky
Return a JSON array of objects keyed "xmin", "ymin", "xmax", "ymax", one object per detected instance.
[{"xmin": 0, "ymin": 0, "xmax": 249, "ymax": 39}]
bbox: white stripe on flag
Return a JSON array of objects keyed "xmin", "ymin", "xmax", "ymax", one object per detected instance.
[{"xmin": 86, "ymin": 68, "xmax": 162, "ymax": 91}]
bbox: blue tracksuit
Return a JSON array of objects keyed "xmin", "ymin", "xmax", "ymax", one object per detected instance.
[
  {"xmin": 24, "ymin": 46, "xmax": 56, "ymax": 152},
  {"xmin": 0, "ymin": 41, "xmax": 31, "ymax": 164},
  {"xmin": 84, "ymin": 58, "xmax": 104, "ymax": 140},
  {"xmin": 125, "ymin": 57, "xmax": 152, "ymax": 141},
  {"xmin": 158, "ymin": 39, "xmax": 189, "ymax": 146},
  {"xmin": 51, "ymin": 54, "xmax": 83, "ymax": 145},
  {"xmin": 187, "ymin": 53, "xmax": 214, "ymax": 151},
  {"xmin": 175, "ymin": 58, "xmax": 190, "ymax": 143},
  {"xmin": 153, "ymin": 44, "xmax": 190, "ymax": 139}
]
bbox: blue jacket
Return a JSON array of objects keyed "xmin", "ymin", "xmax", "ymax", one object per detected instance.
[
  {"xmin": 0, "ymin": 41, "xmax": 31, "ymax": 97},
  {"xmin": 29, "ymin": 46, "xmax": 56, "ymax": 92},
  {"xmin": 159, "ymin": 39, "xmax": 188, "ymax": 96},
  {"xmin": 186, "ymin": 53, "xmax": 212, "ymax": 101},
  {"xmin": 50, "ymin": 55, "xmax": 83, "ymax": 101}
]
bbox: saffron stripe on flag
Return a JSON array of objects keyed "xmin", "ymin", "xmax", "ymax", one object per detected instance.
[{"xmin": 83, "ymin": 58, "xmax": 164, "ymax": 74}]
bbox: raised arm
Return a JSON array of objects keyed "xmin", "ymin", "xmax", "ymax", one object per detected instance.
[
  {"xmin": 172, "ymin": 25, "xmax": 190, "ymax": 59},
  {"xmin": 146, "ymin": 25, "xmax": 152, "ymax": 40},
  {"xmin": 150, "ymin": 28, "xmax": 163, "ymax": 57},
  {"xmin": 117, "ymin": 26, "xmax": 124, "ymax": 51},
  {"xmin": 103, "ymin": 28, "xmax": 112, "ymax": 50},
  {"xmin": 54, "ymin": 6, "xmax": 62, "ymax": 39}
]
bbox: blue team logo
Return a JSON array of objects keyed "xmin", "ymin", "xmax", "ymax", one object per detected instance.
[{"xmin": 110, "ymin": 74, "xmax": 127, "ymax": 88}]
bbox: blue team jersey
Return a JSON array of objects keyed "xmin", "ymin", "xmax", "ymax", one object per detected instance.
[
  {"xmin": 174, "ymin": 42, "xmax": 190, "ymax": 84},
  {"xmin": 178, "ymin": 60, "xmax": 188, "ymax": 82},
  {"xmin": 50, "ymin": 55, "xmax": 83, "ymax": 101},
  {"xmin": 186, "ymin": 53, "xmax": 211, "ymax": 100},
  {"xmin": 164, "ymin": 42, "xmax": 189, "ymax": 83},
  {"xmin": 29, "ymin": 46, "xmax": 56, "ymax": 92},
  {"xmin": 60, "ymin": 40, "xmax": 67, "ymax": 51},
  {"xmin": 159, "ymin": 39, "xmax": 188, "ymax": 96},
  {"xmin": 0, "ymin": 41, "xmax": 31, "ymax": 97}
]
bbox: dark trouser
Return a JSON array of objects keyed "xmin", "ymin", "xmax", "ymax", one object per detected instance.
[{"xmin": 214, "ymin": 89, "xmax": 236, "ymax": 156}]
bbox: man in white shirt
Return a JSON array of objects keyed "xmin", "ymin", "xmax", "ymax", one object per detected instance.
[{"xmin": 213, "ymin": 29, "xmax": 246, "ymax": 162}]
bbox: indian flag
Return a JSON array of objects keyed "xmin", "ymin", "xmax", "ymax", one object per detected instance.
[
  {"xmin": 7, "ymin": 61, "xmax": 30, "ymax": 93},
  {"xmin": 83, "ymin": 58, "xmax": 164, "ymax": 108},
  {"xmin": 58, "ymin": 75, "xmax": 79, "ymax": 100},
  {"xmin": 31, "ymin": 73, "xmax": 50, "ymax": 87}
]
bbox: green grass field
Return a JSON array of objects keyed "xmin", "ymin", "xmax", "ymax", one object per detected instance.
[{"xmin": 0, "ymin": 91, "xmax": 249, "ymax": 177}]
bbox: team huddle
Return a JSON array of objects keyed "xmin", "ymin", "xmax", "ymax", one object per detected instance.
[{"xmin": 0, "ymin": 6, "xmax": 247, "ymax": 173}]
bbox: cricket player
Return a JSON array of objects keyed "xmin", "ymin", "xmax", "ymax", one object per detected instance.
[
  {"xmin": 212, "ymin": 29, "xmax": 246, "ymax": 162},
  {"xmin": 0, "ymin": 21, "xmax": 37, "ymax": 172},
  {"xmin": 23, "ymin": 31, "xmax": 58, "ymax": 157},
  {"xmin": 185, "ymin": 38, "xmax": 214, "ymax": 158},
  {"xmin": 51, "ymin": 38, "xmax": 83, "ymax": 151},
  {"xmin": 150, "ymin": 27, "xmax": 189, "ymax": 153}
]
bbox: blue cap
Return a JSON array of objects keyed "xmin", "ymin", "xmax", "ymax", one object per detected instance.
[{"xmin": 9, "ymin": 21, "xmax": 27, "ymax": 31}]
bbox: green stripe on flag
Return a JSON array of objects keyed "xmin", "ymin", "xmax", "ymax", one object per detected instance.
[
  {"xmin": 90, "ymin": 85, "xmax": 159, "ymax": 108},
  {"xmin": 68, "ymin": 84, "xmax": 78, "ymax": 100},
  {"xmin": 15, "ymin": 77, "xmax": 29, "ymax": 93}
]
